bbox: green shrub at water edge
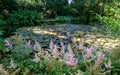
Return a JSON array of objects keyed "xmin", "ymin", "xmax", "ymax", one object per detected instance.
[
  {"xmin": 0, "ymin": 9, "xmax": 42, "ymax": 37},
  {"xmin": 6, "ymin": 9, "xmax": 41, "ymax": 26}
]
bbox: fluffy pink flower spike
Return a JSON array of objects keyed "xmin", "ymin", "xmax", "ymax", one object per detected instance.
[
  {"xmin": 65, "ymin": 45, "xmax": 78, "ymax": 66},
  {"xmin": 49, "ymin": 39, "xmax": 54, "ymax": 50},
  {"xmin": 26, "ymin": 40, "xmax": 31, "ymax": 47},
  {"xmin": 64, "ymin": 53, "xmax": 78, "ymax": 66},
  {"xmin": 85, "ymin": 47, "xmax": 93, "ymax": 58},
  {"xmin": 60, "ymin": 41, "xmax": 65, "ymax": 54},
  {"xmin": 53, "ymin": 45, "xmax": 58, "ymax": 55},
  {"xmin": 95, "ymin": 52, "xmax": 104, "ymax": 65}
]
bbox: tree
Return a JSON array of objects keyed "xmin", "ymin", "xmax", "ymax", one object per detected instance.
[{"xmin": 0, "ymin": 0, "xmax": 19, "ymax": 12}]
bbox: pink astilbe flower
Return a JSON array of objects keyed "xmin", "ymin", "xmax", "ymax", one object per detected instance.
[
  {"xmin": 60, "ymin": 41, "xmax": 65, "ymax": 54},
  {"xmin": 33, "ymin": 53, "xmax": 40, "ymax": 63},
  {"xmin": 65, "ymin": 58, "xmax": 78, "ymax": 66},
  {"xmin": 26, "ymin": 40, "xmax": 31, "ymax": 47},
  {"xmin": 4, "ymin": 40, "xmax": 12, "ymax": 48},
  {"xmin": 53, "ymin": 45, "xmax": 58, "ymax": 56},
  {"xmin": 64, "ymin": 52, "xmax": 78, "ymax": 66},
  {"xmin": 49, "ymin": 39, "xmax": 54, "ymax": 50},
  {"xmin": 85, "ymin": 47, "xmax": 93, "ymax": 58},
  {"xmin": 33, "ymin": 41, "xmax": 41, "ymax": 50},
  {"xmin": 95, "ymin": 52, "xmax": 104, "ymax": 65}
]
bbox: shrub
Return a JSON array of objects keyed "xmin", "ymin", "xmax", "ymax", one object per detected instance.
[
  {"xmin": 6, "ymin": 9, "xmax": 41, "ymax": 26},
  {"xmin": 0, "ymin": 9, "xmax": 42, "ymax": 37},
  {"xmin": 97, "ymin": 1, "xmax": 120, "ymax": 37}
]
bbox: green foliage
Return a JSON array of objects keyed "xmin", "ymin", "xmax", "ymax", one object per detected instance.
[
  {"xmin": 111, "ymin": 44, "xmax": 120, "ymax": 64},
  {"xmin": 55, "ymin": 16, "xmax": 67, "ymax": 23},
  {"xmin": 6, "ymin": 9, "xmax": 41, "ymax": 26},
  {"xmin": 0, "ymin": 0, "xmax": 19, "ymax": 13},
  {"xmin": 97, "ymin": 1, "xmax": 120, "ymax": 37},
  {"xmin": 17, "ymin": 58, "xmax": 47, "ymax": 74},
  {"xmin": 44, "ymin": 0, "xmax": 68, "ymax": 16},
  {"xmin": 0, "ymin": 31, "xmax": 9, "ymax": 54},
  {"xmin": 17, "ymin": 0, "xmax": 43, "ymax": 12},
  {"xmin": 0, "ymin": 9, "xmax": 42, "ymax": 37},
  {"xmin": 55, "ymin": 16, "xmax": 81, "ymax": 24},
  {"xmin": 0, "ymin": 20, "xmax": 6, "ymax": 26},
  {"xmin": 111, "ymin": 43, "xmax": 120, "ymax": 74}
]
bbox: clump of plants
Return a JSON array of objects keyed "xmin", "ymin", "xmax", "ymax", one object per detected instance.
[{"xmin": 0, "ymin": 33, "xmax": 113, "ymax": 75}]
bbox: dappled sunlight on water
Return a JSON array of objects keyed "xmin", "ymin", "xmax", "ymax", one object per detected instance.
[
  {"xmin": 7, "ymin": 24, "xmax": 120, "ymax": 50},
  {"xmin": 32, "ymin": 27, "xmax": 66, "ymax": 39}
]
